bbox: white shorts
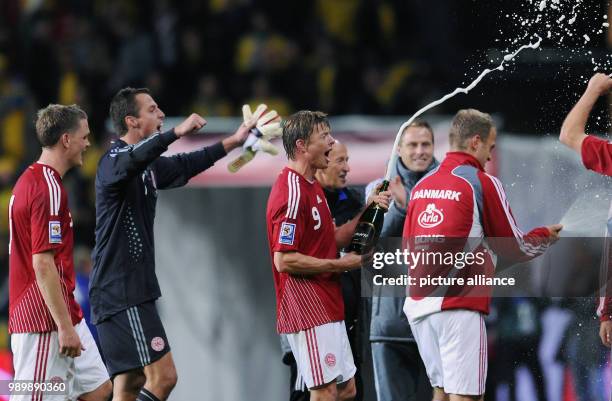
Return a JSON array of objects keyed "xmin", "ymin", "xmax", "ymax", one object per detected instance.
[
  {"xmin": 409, "ymin": 309, "xmax": 487, "ymax": 396},
  {"xmin": 10, "ymin": 320, "xmax": 109, "ymax": 401},
  {"xmin": 286, "ymin": 321, "xmax": 356, "ymax": 389}
]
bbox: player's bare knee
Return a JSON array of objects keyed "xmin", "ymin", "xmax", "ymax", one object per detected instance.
[
  {"xmin": 97, "ymin": 380, "xmax": 113, "ymax": 400},
  {"xmin": 133, "ymin": 374, "xmax": 147, "ymax": 392},
  {"xmin": 449, "ymin": 394, "xmax": 482, "ymax": 401},
  {"xmin": 147, "ymin": 368, "xmax": 177, "ymax": 396},
  {"xmin": 114, "ymin": 371, "xmax": 146, "ymax": 397},
  {"xmin": 79, "ymin": 379, "xmax": 112, "ymax": 401},
  {"xmin": 433, "ymin": 387, "xmax": 449, "ymax": 401},
  {"xmin": 310, "ymin": 382, "xmax": 338, "ymax": 401},
  {"xmin": 337, "ymin": 379, "xmax": 356, "ymax": 401},
  {"xmin": 159, "ymin": 368, "xmax": 178, "ymax": 392}
]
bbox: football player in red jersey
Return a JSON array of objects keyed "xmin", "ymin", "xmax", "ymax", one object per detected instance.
[
  {"xmin": 559, "ymin": 73, "xmax": 612, "ymax": 348},
  {"xmin": 266, "ymin": 110, "xmax": 390, "ymax": 401},
  {"xmin": 404, "ymin": 109, "xmax": 561, "ymax": 401},
  {"xmin": 9, "ymin": 104, "xmax": 111, "ymax": 401}
]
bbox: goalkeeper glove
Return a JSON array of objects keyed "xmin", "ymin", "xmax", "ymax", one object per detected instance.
[{"xmin": 228, "ymin": 104, "xmax": 282, "ymax": 173}]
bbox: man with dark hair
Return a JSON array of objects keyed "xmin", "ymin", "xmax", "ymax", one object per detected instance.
[
  {"xmin": 266, "ymin": 111, "xmax": 390, "ymax": 401},
  {"xmin": 366, "ymin": 120, "xmax": 436, "ymax": 401},
  {"xmin": 9, "ymin": 104, "xmax": 112, "ymax": 401},
  {"xmin": 403, "ymin": 109, "xmax": 561, "ymax": 401},
  {"xmin": 280, "ymin": 140, "xmax": 369, "ymax": 401},
  {"xmin": 558, "ymin": 73, "xmax": 612, "ymax": 348},
  {"xmin": 90, "ymin": 88, "xmax": 268, "ymax": 401}
]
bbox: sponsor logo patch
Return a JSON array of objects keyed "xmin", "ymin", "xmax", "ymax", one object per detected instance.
[
  {"xmin": 151, "ymin": 336, "xmax": 165, "ymax": 352},
  {"xmin": 49, "ymin": 221, "xmax": 62, "ymax": 243},
  {"xmin": 417, "ymin": 203, "xmax": 444, "ymax": 228},
  {"xmin": 325, "ymin": 353, "xmax": 336, "ymax": 367},
  {"xmin": 279, "ymin": 222, "xmax": 296, "ymax": 245}
]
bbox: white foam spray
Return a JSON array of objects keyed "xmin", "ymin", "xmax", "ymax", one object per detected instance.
[
  {"xmin": 559, "ymin": 189, "xmax": 610, "ymax": 237},
  {"xmin": 539, "ymin": 0, "xmax": 546, "ymax": 12},
  {"xmin": 384, "ymin": 35, "xmax": 543, "ymax": 180}
]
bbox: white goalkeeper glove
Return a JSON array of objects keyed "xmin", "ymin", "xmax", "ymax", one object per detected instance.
[{"xmin": 228, "ymin": 104, "xmax": 282, "ymax": 173}]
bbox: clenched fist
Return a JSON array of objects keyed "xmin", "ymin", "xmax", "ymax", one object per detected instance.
[{"xmin": 175, "ymin": 113, "xmax": 207, "ymax": 137}]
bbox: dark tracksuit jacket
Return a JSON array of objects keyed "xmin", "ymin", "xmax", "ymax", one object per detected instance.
[{"xmin": 90, "ymin": 130, "xmax": 226, "ymax": 324}]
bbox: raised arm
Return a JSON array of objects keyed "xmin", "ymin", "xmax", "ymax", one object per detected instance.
[
  {"xmin": 98, "ymin": 114, "xmax": 211, "ymax": 188},
  {"xmin": 151, "ymin": 116, "xmax": 255, "ymax": 189},
  {"xmin": 98, "ymin": 130, "xmax": 178, "ymax": 188},
  {"xmin": 152, "ymin": 143, "xmax": 226, "ymax": 189},
  {"xmin": 560, "ymin": 73, "xmax": 612, "ymax": 153}
]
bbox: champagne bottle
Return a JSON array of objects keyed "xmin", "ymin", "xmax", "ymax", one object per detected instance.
[{"xmin": 348, "ymin": 180, "xmax": 389, "ymax": 254}]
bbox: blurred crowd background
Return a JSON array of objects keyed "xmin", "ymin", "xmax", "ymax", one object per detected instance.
[{"xmin": 0, "ymin": 0, "xmax": 611, "ymax": 400}]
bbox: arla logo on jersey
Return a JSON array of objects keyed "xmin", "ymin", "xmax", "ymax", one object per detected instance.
[
  {"xmin": 279, "ymin": 222, "xmax": 296, "ymax": 245},
  {"xmin": 417, "ymin": 203, "xmax": 444, "ymax": 228},
  {"xmin": 49, "ymin": 221, "xmax": 62, "ymax": 243}
]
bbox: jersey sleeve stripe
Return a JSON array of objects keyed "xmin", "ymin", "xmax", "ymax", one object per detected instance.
[
  {"xmin": 486, "ymin": 174, "xmax": 524, "ymax": 236},
  {"xmin": 42, "ymin": 167, "xmax": 56, "ymax": 216},
  {"xmin": 286, "ymin": 173, "xmax": 294, "ymax": 218},
  {"xmin": 44, "ymin": 167, "xmax": 59, "ymax": 216},
  {"xmin": 292, "ymin": 174, "xmax": 301, "ymax": 219},
  {"xmin": 289, "ymin": 172, "xmax": 300, "ymax": 219},
  {"xmin": 48, "ymin": 169, "xmax": 62, "ymax": 215},
  {"xmin": 44, "ymin": 167, "xmax": 61, "ymax": 216}
]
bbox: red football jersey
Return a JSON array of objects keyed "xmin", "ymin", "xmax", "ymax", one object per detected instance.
[
  {"xmin": 8, "ymin": 163, "xmax": 83, "ymax": 333},
  {"xmin": 582, "ymin": 135, "xmax": 612, "ymax": 176},
  {"xmin": 581, "ymin": 136, "xmax": 612, "ymax": 321},
  {"xmin": 402, "ymin": 152, "xmax": 549, "ymax": 320},
  {"xmin": 266, "ymin": 167, "xmax": 343, "ymax": 333}
]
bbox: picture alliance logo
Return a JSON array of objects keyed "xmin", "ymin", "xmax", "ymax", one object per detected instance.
[{"xmin": 417, "ymin": 203, "xmax": 444, "ymax": 228}]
